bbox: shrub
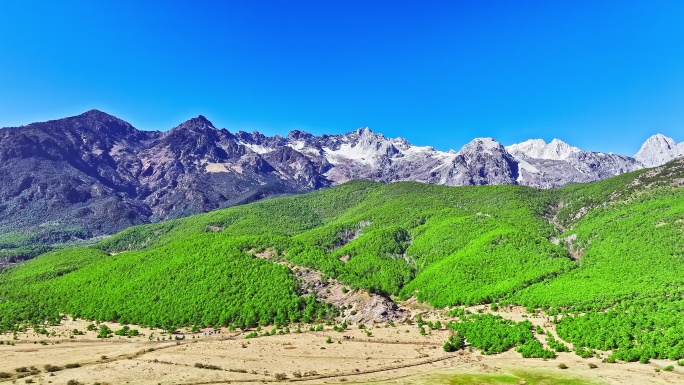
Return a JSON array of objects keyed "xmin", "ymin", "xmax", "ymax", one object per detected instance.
[
  {"xmin": 588, "ymin": 363, "xmax": 598, "ymax": 369},
  {"xmin": 65, "ymin": 363, "xmax": 81, "ymax": 369},
  {"xmin": 443, "ymin": 332, "xmax": 465, "ymax": 352},
  {"xmin": 663, "ymin": 365, "xmax": 674, "ymax": 372},
  {"xmin": 603, "ymin": 355, "xmax": 617, "ymax": 363},
  {"xmin": 274, "ymin": 373, "xmax": 288, "ymax": 381},
  {"xmin": 97, "ymin": 325, "xmax": 112, "ymax": 339},
  {"xmin": 44, "ymin": 365, "xmax": 62, "ymax": 373},
  {"xmin": 558, "ymin": 363, "xmax": 568, "ymax": 369},
  {"xmin": 0, "ymin": 372, "xmax": 12, "ymax": 379},
  {"xmin": 245, "ymin": 332, "xmax": 258, "ymax": 339}
]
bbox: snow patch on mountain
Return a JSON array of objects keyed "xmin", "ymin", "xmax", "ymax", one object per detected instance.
[
  {"xmin": 506, "ymin": 138, "xmax": 580, "ymax": 160},
  {"xmin": 238, "ymin": 141, "xmax": 275, "ymax": 155}
]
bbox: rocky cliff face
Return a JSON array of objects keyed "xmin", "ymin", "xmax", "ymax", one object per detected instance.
[
  {"xmin": 635, "ymin": 134, "xmax": 684, "ymax": 168},
  {"xmin": 505, "ymin": 139, "xmax": 642, "ymax": 188},
  {"xmin": 0, "ymin": 110, "xmax": 668, "ymax": 239}
]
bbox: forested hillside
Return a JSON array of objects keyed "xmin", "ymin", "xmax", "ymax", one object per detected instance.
[{"xmin": 1, "ymin": 158, "xmax": 683, "ymax": 361}]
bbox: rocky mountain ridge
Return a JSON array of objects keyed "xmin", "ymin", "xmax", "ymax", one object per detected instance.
[{"xmin": 0, "ymin": 110, "xmax": 677, "ymax": 240}]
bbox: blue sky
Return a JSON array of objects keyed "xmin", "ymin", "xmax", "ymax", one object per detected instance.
[{"xmin": 1, "ymin": 1, "xmax": 683, "ymax": 155}]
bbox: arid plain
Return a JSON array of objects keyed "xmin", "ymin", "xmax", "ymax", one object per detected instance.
[{"xmin": 2, "ymin": 306, "xmax": 682, "ymax": 385}]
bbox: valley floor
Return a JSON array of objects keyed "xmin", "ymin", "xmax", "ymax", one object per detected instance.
[{"xmin": 1, "ymin": 315, "xmax": 682, "ymax": 385}]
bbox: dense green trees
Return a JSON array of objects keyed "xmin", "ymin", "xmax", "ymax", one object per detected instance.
[
  {"xmin": 1, "ymin": 162, "xmax": 683, "ymax": 364},
  {"xmin": 447, "ymin": 314, "xmax": 554, "ymax": 358}
]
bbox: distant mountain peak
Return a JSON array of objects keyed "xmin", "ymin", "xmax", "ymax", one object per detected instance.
[
  {"xmin": 170, "ymin": 115, "xmax": 217, "ymax": 134},
  {"xmin": 459, "ymin": 137, "xmax": 505, "ymax": 154},
  {"xmin": 74, "ymin": 109, "xmax": 126, "ymax": 123},
  {"xmin": 288, "ymin": 129, "xmax": 314, "ymax": 141},
  {"xmin": 79, "ymin": 109, "xmax": 113, "ymax": 117},
  {"xmin": 635, "ymin": 133, "xmax": 683, "ymax": 167},
  {"xmin": 506, "ymin": 138, "xmax": 580, "ymax": 160},
  {"xmin": 189, "ymin": 115, "xmax": 214, "ymax": 127}
]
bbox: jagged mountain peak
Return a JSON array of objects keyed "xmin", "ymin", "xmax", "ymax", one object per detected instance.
[
  {"xmin": 168, "ymin": 115, "xmax": 218, "ymax": 135},
  {"xmin": 459, "ymin": 137, "xmax": 505, "ymax": 155},
  {"xmin": 506, "ymin": 137, "xmax": 580, "ymax": 161},
  {"xmin": 71, "ymin": 109, "xmax": 134, "ymax": 131},
  {"xmin": 287, "ymin": 129, "xmax": 314, "ymax": 141},
  {"xmin": 78, "ymin": 109, "xmax": 119, "ymax": 120},
  {"xmin": 635, "ymin": 133, "xmax": 683, "ymax": 167},
  {"xmin": 641, "ymin": 133, "xmax": 676, "ymax": 148},
  {"xmin": 186, "ymin": 115, "xmax": 215, "ymax": 128}
]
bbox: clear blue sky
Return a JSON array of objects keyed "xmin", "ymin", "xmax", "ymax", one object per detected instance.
[{"xmin": 1, "ymin": 1, "xmax": 683, "ymax": 155}]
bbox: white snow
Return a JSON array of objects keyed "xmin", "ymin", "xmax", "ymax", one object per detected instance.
[
  {"xmin": 507, "ymin": 138, "xmax": 579, "ymax": 160},
  {"xmin": 515, "ymin": 159, "xmax": 540, "ymax": 183},
  {"xmin": 238, "ymin": 142, "xmax": 275, "ymax": 155},
  {"xmin": 323, "ymin": 143, "xmax": 379, "ymax": 165},
  {"xmin": 506, "ymin": 138, "xmax": 580, "ymax": 161},
  {"xmin": 288, "ymin": 140, "xmax": 307, "ymax": 151}
]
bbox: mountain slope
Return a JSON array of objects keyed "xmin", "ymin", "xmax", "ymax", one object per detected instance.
[
  {"xmin": 0, "ymin": 180, "xmax": 573, "ymax": 330},
  {"xmin": 2, "ymin": 159, "xmax": 684, "ymax": 360},
  {"xmin": 0, "ymin": 111, "xmax": 666, "ymax": 262}
]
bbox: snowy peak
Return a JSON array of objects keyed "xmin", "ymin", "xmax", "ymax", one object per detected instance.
[
  {"xmin": 635, "ymin": 134, "xmax": 684, "ymax": 167},
  {"xmin": 506, "ymin": 138, "xmax": 580, "ymax": 161},
  {"xmin": 459, "ymin": 137, "xmax": 506, "ymax": 156}
]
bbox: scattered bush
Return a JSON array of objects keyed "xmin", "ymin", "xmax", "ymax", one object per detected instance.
[
  {"xmin": 245, "ymin": 332, "xmax": 258, "ymax": 339},
  {"xmin": 274, "ymin": 373, "xmax": 288, "ymax": 381},
  {"xmin": 443, "ymin": 332, "xmax": 465, "ymax": 352},
  {"xmin": 44, "ymin": 365, "xmax": 62, "ymax": 373},
  {"xmin": 558, "ymin": 363, "xmax": 568, "ymax": 369}
]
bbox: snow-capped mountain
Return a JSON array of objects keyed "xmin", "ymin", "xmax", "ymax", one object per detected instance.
[
  {"xmin": 506, "ymin": 138, "xmax": 580, "ymax": 161},
  {"xmin": 0, "ymin": 110, "xmax": 675, "ymax": 240},
  {"xmin": 634, "ymin": 134, "xmax": 684, "ymax": 168},
  {"xmin": 504, "ymin": 138, "xmax": 642, "ymax": 188}
]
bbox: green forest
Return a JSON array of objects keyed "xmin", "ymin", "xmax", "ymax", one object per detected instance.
[{"xmin": 1, "ymin": 159, "xmax": 683, "ymax": 362}]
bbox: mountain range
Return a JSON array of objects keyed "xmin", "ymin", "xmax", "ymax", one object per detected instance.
[{"xmin": 0, "ymin": 110, "xmax": 681, "ymax": 246}]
